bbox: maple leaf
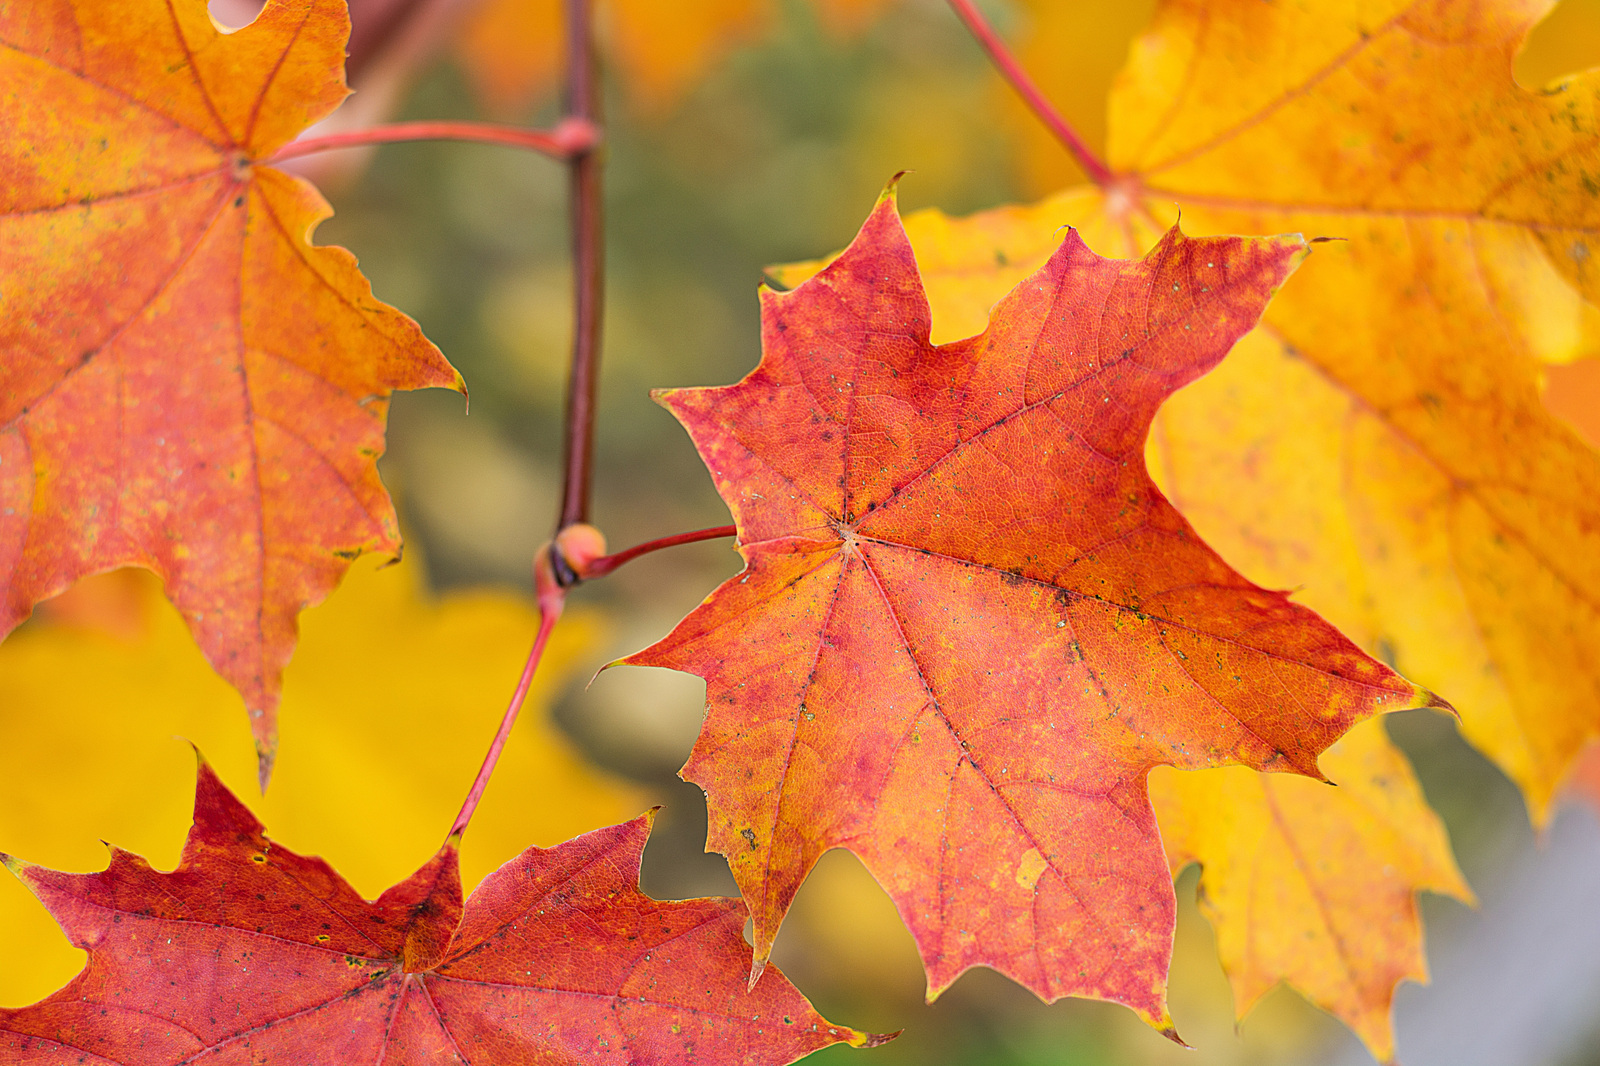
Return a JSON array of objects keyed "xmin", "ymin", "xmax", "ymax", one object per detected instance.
[
  {"xmin": 0, "ymin": 0, "xmax": 464, "ymax": 776},
  {"xmin": 624, "ymin": 186, "xmax": 1441, "ymax": 1030},
  {"xmin": 1149, "ymin": 716, "xmax": 1471, "ymax": 1062},
  {"xmin": 775, "ymin": 0, "xmax": 1600, "ymax": 824},
  {"xmin": 0, "ymin": 757, "xmax": 881, "ymax": 1063},
  {"xmin": 0, "ymin": 555, "xmax": 643, "ymax": 1007}
]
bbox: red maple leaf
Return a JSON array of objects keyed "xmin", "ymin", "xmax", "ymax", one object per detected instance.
[
  {"xmin": 0, "ymin": 758, "xmax": 881, "ymax": 1063},
  {"xmin": 625, "ymin": 186, "xmax": 1443, "ymax": 1030}
]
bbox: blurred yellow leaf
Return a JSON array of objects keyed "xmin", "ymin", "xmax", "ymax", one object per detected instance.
[
  {"xmin": 1150, "ymin": 718, "xmax": 1471, "ymax": 1062},
  {"xmin": 0, "ymin": 556, "xmax": 643, "ymax": 1007}
]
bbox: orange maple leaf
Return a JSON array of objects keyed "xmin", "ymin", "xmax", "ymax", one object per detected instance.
[
  {"xmin": 0, "ymin": 0, "xmax": 463, "ymax": 776},
  {"xmin": 0, "ymin": 757, "xmax": 882, "ymax": 1063},
  {"xmin": 624, "ymin": 187, "xmax": 1442, "ymax": 1031}
]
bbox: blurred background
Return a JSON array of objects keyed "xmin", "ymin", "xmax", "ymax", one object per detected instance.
[{"xmin": 5, "ymin": 0, "xmax": 1600, "ymax": 1062}]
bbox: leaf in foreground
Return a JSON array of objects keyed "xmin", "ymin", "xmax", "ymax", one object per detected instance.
[
  {"xmin": 1150, "ymin": 716, "xmax": 1471, "ymax": 1062},
  {"xmin": 0, "ymin": 0, "xmax": 463, "ymax": 775},
  {"xmin": 0, "ymin": 759, "xmax": 877, "ymax": 1064},
  {"xmin": 627, "ymin": 187, "xmax": 1441, "ymax": 1030},
  {"xmin": 780, "ymin": 0, "xmax": 1600, "ymax": 821}
]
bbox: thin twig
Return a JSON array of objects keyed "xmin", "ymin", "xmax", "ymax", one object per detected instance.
[
  {"xmin": 578, "ymin": 525, "xmax": 739, "ymax": 581},
  {"xmin": 268, "ymin": 118, "xmax": 599, "ymax": 163},
  {"xmin": 945, "ymin": 0, "xmax": 1115, "ymax": 186},
  {"xmin": 557, "ymin": 0, "xmax": 605, "ymax": 530}
]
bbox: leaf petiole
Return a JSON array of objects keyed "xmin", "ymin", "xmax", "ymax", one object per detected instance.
[
  {"xmin": 266, "ymin": 117, "xmax": 600, "ymax": 164},
  {"xmin": 559, "ymin": 525, "xmax": 739, "ymax": 584}
]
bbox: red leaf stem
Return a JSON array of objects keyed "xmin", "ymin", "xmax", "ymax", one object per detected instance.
[
  {"xmin": 945, "ymin": 0, "xmax": 1114, "ymax": 185},
  {"xmin": 268, "ymin": 117, "xmax": 598, "ymax": 162}
]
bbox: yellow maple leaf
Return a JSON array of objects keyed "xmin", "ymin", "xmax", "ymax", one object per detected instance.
[
  {"xmin": 0, "ymin": 556, "xmax": 643, "ymax": 1007},
  {"xmin": 1149, "ymin": 717, "xmax": 1471, "ymax": 1063}
]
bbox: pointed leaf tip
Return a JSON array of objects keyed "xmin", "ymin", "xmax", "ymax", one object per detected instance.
[
  {"xmin": 1410, "ymin": 685, "xmax": 1456, "ymax": 718},
  {"xmin": 849, "ymin": 1028, "xmax": 902, "ymax": 1049}
]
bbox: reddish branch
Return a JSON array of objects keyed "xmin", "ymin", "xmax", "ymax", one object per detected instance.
[
  {"xmin": 268, "ymin": 118, "xmax": 599, "ymax": 163},
  {"xmin": 945, "ymin": 0, "xmax": 1115, "ymax": 186},
  {"xmin": 558, "ymin": 0, "xmax": 605, "ymax": 530}
]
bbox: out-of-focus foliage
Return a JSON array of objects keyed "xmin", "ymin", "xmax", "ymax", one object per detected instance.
[{"xmin": 457, "ymin": 0, "xmax": 899, "ymax": 116}]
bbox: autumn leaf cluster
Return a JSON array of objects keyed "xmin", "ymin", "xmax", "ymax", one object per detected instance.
[{"xmin": 3, "ymin": 1, "xmax": 1599, "ymax": 1064}]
